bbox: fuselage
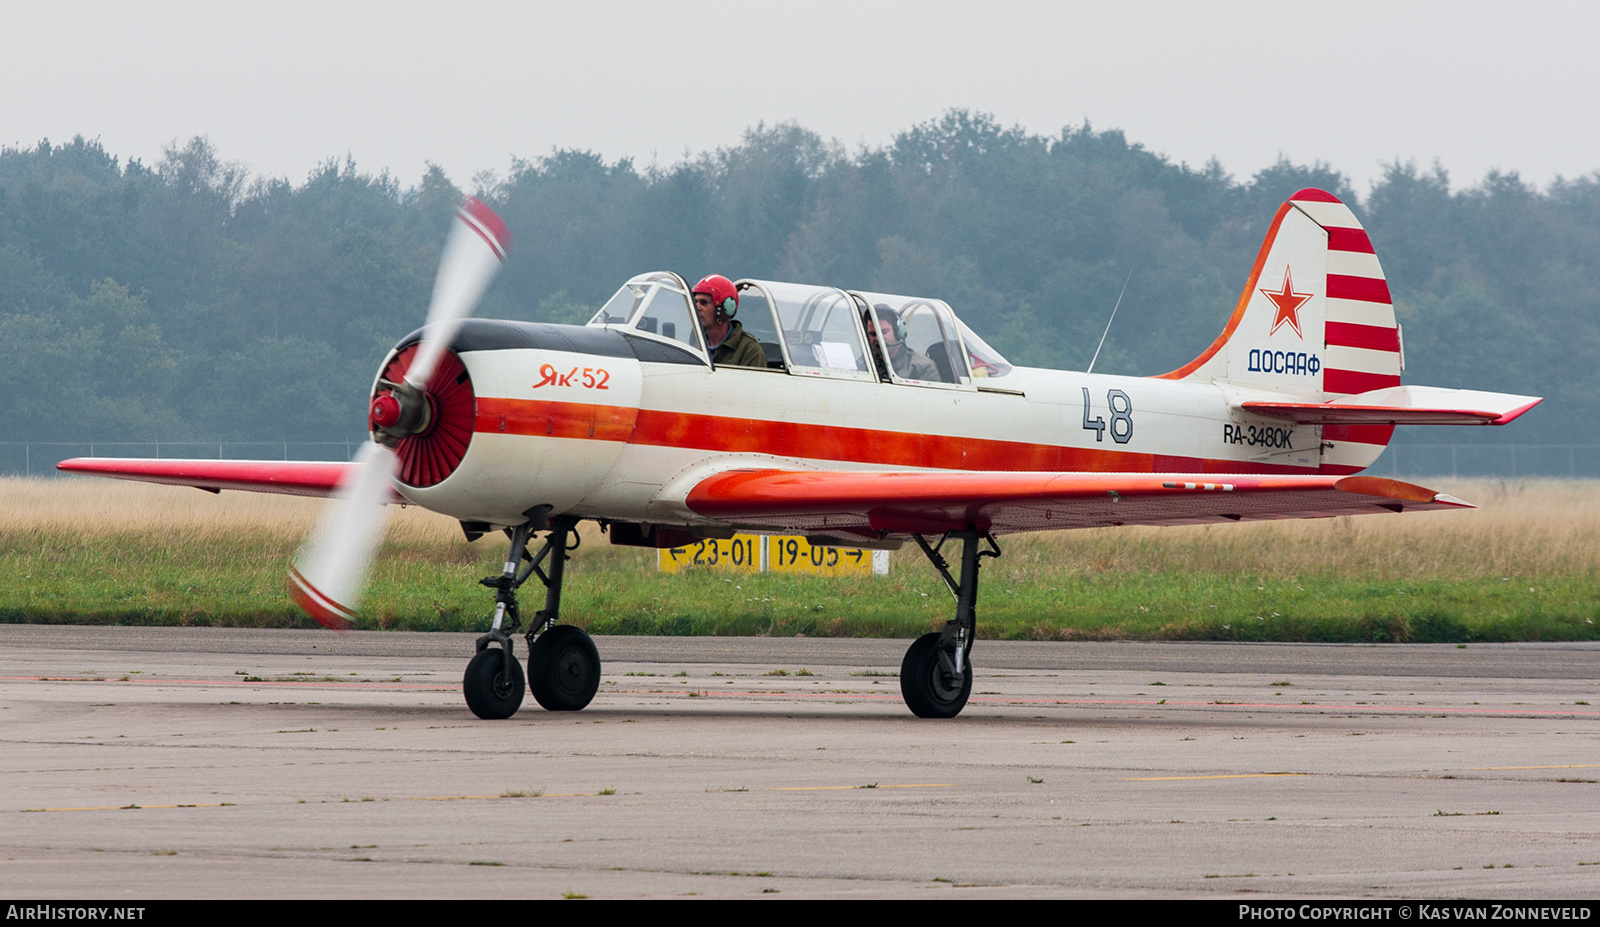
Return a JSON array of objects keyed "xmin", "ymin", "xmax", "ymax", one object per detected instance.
[{"xmin": 391, "ymin": 316, "xmax": 1367, "ymax": 531}]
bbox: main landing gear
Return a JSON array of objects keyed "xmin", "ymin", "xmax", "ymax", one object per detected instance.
[
  {"xmin": 458, "ymin": 515, "xmax": 1001, "ymax": 721},
  {"xmin": 901, "ymin": 528, "xmax": 1001, "ymax": 719},
  {"xmin": 463, "ymin": 513, "xmax": 600, "ymax": 720}
]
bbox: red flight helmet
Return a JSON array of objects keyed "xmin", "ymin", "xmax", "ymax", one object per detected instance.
[{"xmin": 692, "ymin": 274, "xmax": 738, "ymax": 319}]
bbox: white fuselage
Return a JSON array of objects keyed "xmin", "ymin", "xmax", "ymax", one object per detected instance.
[{"xmin": 398, "ymin": 327, "xmax": 1361, "ymax": 530}]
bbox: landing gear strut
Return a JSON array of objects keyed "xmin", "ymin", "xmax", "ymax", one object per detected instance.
[
  {"xmin": 462, "ymin": 513, "xmax": 600, "ymax": 719},
  {"xmin": 902, "ymin": 527, "xmax": 1001, "ymax": 718}
]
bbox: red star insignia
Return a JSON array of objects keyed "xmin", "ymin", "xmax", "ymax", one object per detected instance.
[{"xmin": 1260, "ymin": 266, "xmax": 1312, "ymax": 339}]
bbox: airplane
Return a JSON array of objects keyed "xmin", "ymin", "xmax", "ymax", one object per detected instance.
[{"xmin": 59, "ymin": 188, "xmax": 1542, "ymax": 720}]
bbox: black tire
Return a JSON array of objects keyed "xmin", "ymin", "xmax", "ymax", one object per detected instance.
[
  {"xmin": 900, "ymin": 632, "xmax": 972, "ymax": 719},
  {"xmin": 528, "ymin": 625, "xmax": 601, "ymax": 711},
  {"xmin": 463, "ymin": 647, "xmax": 525, "ymax": 720}
]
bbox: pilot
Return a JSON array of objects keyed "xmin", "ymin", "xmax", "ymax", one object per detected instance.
[
  {"xmin": 865, "ymin": 304, "xmax": 939, "ymax": 382},
  {"xmin": 693, "ymin": 274, "xmax": 766, "ymax": 368}
]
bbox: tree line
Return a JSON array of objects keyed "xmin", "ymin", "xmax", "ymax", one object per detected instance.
[{"xmin": 1, "ymin": 111, "xmax": 1591, "ymax": 446}]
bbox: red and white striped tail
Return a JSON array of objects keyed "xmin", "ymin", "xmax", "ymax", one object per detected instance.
[
  {"xmin": 1288, "ymin": 189, "xmax": 1401, "ymax": 397},
  {"xmin": 1161, "ymin": 187, "xmax": 1402, "ymax": 469}
]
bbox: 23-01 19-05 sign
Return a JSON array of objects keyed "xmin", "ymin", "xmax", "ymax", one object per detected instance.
[{"xmin": 659, "ymin": 535, "xmax": 889, "ymax": 576}]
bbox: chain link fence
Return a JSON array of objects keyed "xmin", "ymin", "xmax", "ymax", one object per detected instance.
[{"xmin": 1373, "ymin": 444, "xmax": 1600, "ymax": 479}]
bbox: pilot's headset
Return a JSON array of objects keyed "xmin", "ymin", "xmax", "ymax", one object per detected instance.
[{"xmin": 693, "ymin": 275, "xmax": 739, "ymax": 321}]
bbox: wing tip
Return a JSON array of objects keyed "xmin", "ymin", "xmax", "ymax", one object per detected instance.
[
  {"xmin": 1491, "ymin": 397, "xmax": 1543, "ymax": 426},
  {"xmin": 1334, "ymin": 476, "xmax": 1475, "ymax": 510}
]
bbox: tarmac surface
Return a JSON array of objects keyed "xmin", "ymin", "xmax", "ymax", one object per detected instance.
[{"xmin": 2, "ymin": 626, "xmax": 1597, "ymax": 899}]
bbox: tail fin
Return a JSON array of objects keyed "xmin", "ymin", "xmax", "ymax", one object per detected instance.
[
  {"xmin": 1161, "ymin": 188, "xmax": 1401, "ymax": 395},
  {"xmin": 1161, "ymin": 188, "xmax": 1402, "ymax": 470},
  {"xmin": 1162, "ymin": 188, "xmax": 1540, "ymax": 472}
]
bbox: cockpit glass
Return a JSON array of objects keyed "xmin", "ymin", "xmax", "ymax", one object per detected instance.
[
  {"xmin": 850, "ymin": 291, "xmax": 972, "ymax": 387},
  {"xmin": 587, "ymin": 272, "xmax": 701, "ymax": 352},
  {"xmin": 590, "ymin": 283, "xmax": 646, "ymax": 326},
  {"xmin": 635, "ymin": 284, "xmax": 700, "ymax": 351},
  {"xmin": 588, "ymin": 272, "xmax": 683, "ymax": 326},
  {"xmin": 953, "ymin": 319, "xmax": 1013, "ymax": 378},
  {"xmin": 760, "ymin": 281, "xmax": 875, "ymax": 381}
]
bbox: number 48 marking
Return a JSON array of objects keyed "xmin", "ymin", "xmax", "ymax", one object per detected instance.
[{"xmin": 1082, "ymin": 387, "xmax": 1133, "ymax": 444}]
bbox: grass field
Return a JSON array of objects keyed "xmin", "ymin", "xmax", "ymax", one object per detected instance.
[{"xmin": 2, "ymin": 476, "xmax": 1597, "ymax": 642}]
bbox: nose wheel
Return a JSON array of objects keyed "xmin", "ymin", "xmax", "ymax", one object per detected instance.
[{"xmin": 463, "ymin": 647, "xmax": 525, "ymax": 720}]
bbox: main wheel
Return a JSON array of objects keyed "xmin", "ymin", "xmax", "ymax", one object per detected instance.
[
  {"xmin": 900, "ymin": 632, "xmax": 972, "ymax": 718},
  {"xmin": 528, "ymin": 625, "xmax": 601, "ymax": 711},
  {"xmin": 463, "ymin": 647, "xmax": 525, "ymax": 720}
]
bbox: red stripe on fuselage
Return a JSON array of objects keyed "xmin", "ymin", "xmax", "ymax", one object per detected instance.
[{"xmin": 471, "ymin": 397, "xmax": 1365, "ymax": 474}]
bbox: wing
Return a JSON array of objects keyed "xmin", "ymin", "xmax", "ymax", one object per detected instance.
[
  {"xmin": 55, "ymin": 457, "xmax": 381, "ymax": 500},
  {"xmin": 685, "ymin": 469, "xmax": 1469, "ymax": 537}
]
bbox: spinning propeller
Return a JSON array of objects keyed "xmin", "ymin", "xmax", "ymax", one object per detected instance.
[{"xmin": 289, "ymin": 198, "xmax": 511, "ymax": 630}]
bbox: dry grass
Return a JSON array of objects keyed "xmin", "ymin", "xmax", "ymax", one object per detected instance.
[
  {"xmin": 1, "ymin": 477, "xmax": 453, "ymax": 544},
  {"xmin": 3, "ymin": 476, "xmax": 1595, "ymax": 639},
  {"xmin": 1001, "ymin": 479, "xmax": 1600, "ymax": 582},
  {"xmin": 5, "ymin": 476, "xmax": 1596, "ymax": 578}
]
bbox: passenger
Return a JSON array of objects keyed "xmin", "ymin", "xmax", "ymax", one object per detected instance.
[
  {"xmin": 865, "ymin": 304, "xmax": 939, "ymax": 381},
  {"xmin": 693, "ymin": 274, "xmax": 765, "ymax": 368}
]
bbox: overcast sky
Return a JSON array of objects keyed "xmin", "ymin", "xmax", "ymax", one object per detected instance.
[{"xmin": 4, "ymin": 0, "xmax": 1596, "ymax": 196}]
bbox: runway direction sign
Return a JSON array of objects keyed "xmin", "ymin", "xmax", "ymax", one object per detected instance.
[{"xmin": 658, "ymin": 534, "xmax": 888, "ymax": 576}]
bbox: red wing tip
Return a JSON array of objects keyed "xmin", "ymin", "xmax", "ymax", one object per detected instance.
[
  {"xmin": 458, "ymin": 197, "xmax": 512, "ymax": 259},
  {"xmin": 287, "ymin": 569, "xmax": 354, "ymax": 633},
  {"xmin": 1333, "ymin": 476, "xmax": 1449, "ymax": 505},
  {"xmin": 1491, "ymin": 398, "xmax": 1543, "ymax": 425},
  {"xmin": 1289, "ymin": 187, "xmax": 1343, "ymax": 204},
  {"xmin": 57, "ymin": 457, "xmax": 131, "ymax": 475}
]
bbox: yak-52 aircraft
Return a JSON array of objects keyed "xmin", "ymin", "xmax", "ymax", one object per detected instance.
[{"xmin": 62, "ymin": 188, "xmax": 1541, "ymax": 719}]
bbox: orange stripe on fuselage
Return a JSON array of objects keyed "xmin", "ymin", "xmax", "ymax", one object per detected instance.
[
  {"xmin": 476, "ymin": 396, "xmax": 639, "ymax": 442},
  {"xmin": 472, "ymin": 396, "xmax": 1362, "ymax": 475}
]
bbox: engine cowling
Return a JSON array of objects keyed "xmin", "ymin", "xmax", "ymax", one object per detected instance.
[{"xmin": 371, "ymin": 320, "xmax": 646, "ymax": 526}]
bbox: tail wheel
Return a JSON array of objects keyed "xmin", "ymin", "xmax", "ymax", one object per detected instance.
[
  {"xmin": 900, "ymin": 632, "xmax": 972, "ymax": 719},
  {"xmin": 528, "ymin": 626, "xmax": 601, "ymax": 712},
  {"xmin": 464, "ymin": 648, "xmax": 525, "ymax": 720}
]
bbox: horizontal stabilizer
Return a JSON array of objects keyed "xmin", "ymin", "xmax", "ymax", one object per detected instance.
[
  {"xmin": 55, "ymin": 458, "xmax": 389, "ymax": 500},
  {"xmin": 1241, "ymin": 385, "xmax": 1542, "ymax": 426}
]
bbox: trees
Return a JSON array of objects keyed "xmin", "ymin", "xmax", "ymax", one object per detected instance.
[{"xmin": 1, "ymin": 118, "xmax": 1591, "ymax": 449}]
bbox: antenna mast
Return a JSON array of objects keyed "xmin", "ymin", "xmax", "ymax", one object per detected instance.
[{"xmin": 1086, "ymin": 269, "xmax": 1133, "ymax": 374}]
